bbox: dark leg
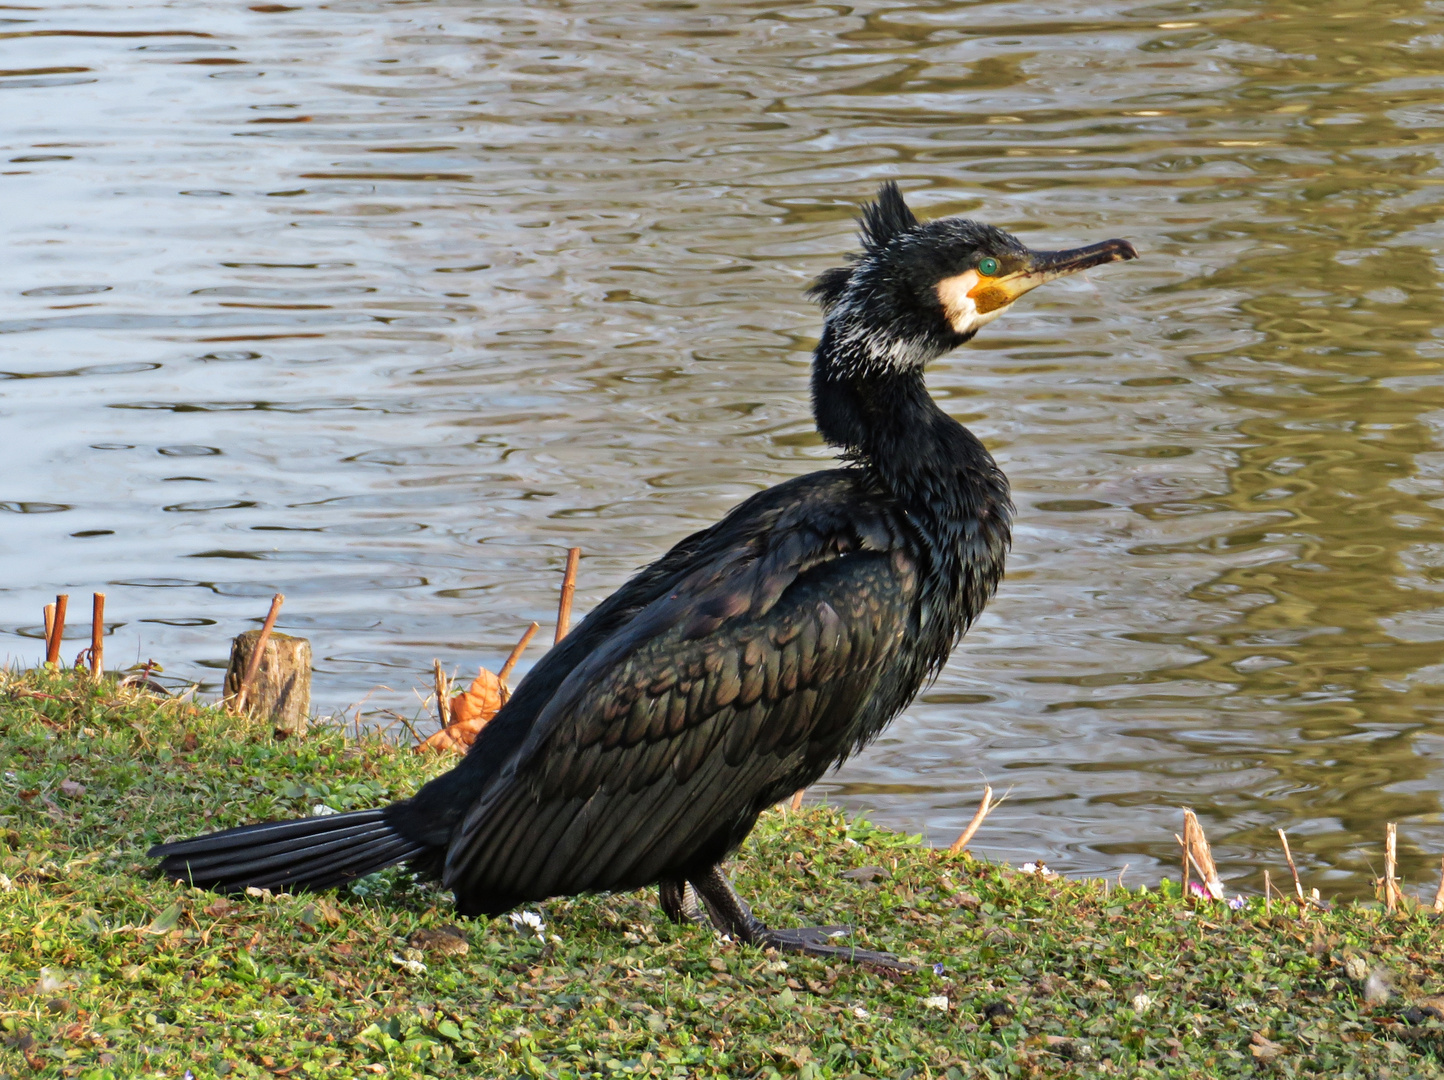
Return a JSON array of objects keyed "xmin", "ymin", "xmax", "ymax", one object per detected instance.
[
  {"xmin": 658, "ymin": 878, "xmax": 708, "ymax": 926},
  {"xmin": 687, "ymin": 865, "xmax": 914, "ymax": 971}
]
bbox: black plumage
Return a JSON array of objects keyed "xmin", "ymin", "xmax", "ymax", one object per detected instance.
[{"xmin": 151, "ymin": 183, "xmax": 1135, "ymax": 963}]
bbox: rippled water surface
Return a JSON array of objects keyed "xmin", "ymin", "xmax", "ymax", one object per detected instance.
[{"xmin": 7, "ymin": 0, "xmax": 1444, "ymax": 895}]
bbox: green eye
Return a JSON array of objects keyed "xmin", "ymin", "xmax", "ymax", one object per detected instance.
[{"xmin": 978, "ymin": 257, "xmax": 999, "ymax": 276}]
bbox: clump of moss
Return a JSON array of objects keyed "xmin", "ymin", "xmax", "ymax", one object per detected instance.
[{"xmin": 3, "ymin": 668, "xmax": 1444, "ymax": 1079}]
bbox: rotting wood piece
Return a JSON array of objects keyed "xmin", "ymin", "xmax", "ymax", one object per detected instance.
[{"xmin": 225, "ymin": 629, "xmax": 311, "ymax": 736}]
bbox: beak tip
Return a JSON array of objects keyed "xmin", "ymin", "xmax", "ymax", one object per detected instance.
[{"xmin": 1113, "ymin": 239, "xmax": 1139, "ymax": 262}]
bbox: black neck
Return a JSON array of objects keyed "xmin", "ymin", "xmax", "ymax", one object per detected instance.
[{"xmin": 810, "ymin": 336, "xmax": 1012, "ymax": 535}]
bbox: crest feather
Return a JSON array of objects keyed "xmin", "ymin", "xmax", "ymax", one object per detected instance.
[
  {"xmin": 806, "ymin": 265, "xmax": 852, "ymax": 312},
  {"xmin": 859, "ymin": 181, "xmax": 918, "ymax": 251},
  {"xmin": 808, "ymin": 183, "xmax": 920, "ymax": 311}
]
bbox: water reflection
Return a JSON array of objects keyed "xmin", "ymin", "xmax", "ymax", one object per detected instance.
[{"xmin": 4, "ymin": 0, "xmax": 1444, "ymax": 894}]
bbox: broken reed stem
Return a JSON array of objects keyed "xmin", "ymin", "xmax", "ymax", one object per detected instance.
[
  {"xmin": 1385, "ymin": 822, "xmax": 1401, "ymax": 913},
  {"xmin": 949, "ymin": 785, "xmax": 997, "ymax": 854},
  {"xmin": 45, "ymin": 594, "xmax": 68, "ymax": 667},
  {"xmin": 498, "ymin": 621, "xmax": 540, "ymax": 685},
  {"xmin": 43, "ymin": 604, "xmax": 55, "ymax": 661},
  {"xmin": 790, "ymin": 789, "xmax": 805, "ymax": 812},
  {"xmin": 1182, "ymin": 808, "xmax": 1226, "ymax": 900},
  {"xmin": 432, "ymin": 659, "xmax": 450, "ymax": 731},
  {"xmin": 1265, "ymin": 870, "xmax": 1272, "ymax": 914},
  {"xmin": 555, "ymin": 547, "xmax": 581, "ymax": 644},
  {"xmin": 1277, "ymin": 828, "xmax": 1304, "ymax": 903},
  {"xmin": 1433, "ymin": 856, "xmax": 1444, "ymax": 915},
  {"xmin": 1176, "ymin": 833, "xmax": 1190, "ymax": 900},
  {"xmin": 235, "ymin": 593, "xmax": 284, "ymax": 713},
  {"xmin": 90, "ymin": 592, "xmax": 105, "ymax": 679},
  {"xmin": 393, "ymin": 711, "xmax": 425, "ymax": 747}
]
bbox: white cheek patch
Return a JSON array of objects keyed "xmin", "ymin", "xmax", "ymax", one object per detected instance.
[
  {"xmin": 936, "ymin": 271, "xmax": 1011, "ymax": 336},
  {"xmin": 937, "ymin": 270, "xmax": 980, "ymax": 331}
]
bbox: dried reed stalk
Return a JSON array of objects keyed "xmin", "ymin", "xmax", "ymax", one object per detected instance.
[
  {"xmin": 235, "ymin": 593, "xmax": 283, "ymax": 713},
  {"xmin": 949, "ymin": 785, "xmax": 998, "ymax": 854},
  {"xmin": 45, "ymin": 594, "xmax": 68, "ymax": 666},
  {"xmin": 1264, "ymin": 869, "xmax": 1272, "ymax": 915},
  {"xmin": 790, "ymin": 789, "xmax": 805, "ymax": 812},
  {"xmin": 43, "ymin": 604, "xmax": 55, "ymax": 659},
  {"xmin": 1182, "ymin": 808, "xmax": 1226, "ymax": 899},
  {"xmin": 1384, "ymin": 822, "xmax": 1402, "ymax": 913},
  {"xmin": 1175, "ymin": 833, "xmax": 1190, "ymax": 899},
  {"xmin": 498, "ymin": 621, "xmax": 540, "ymax": 685},
  {"xmin": 432, "ymin": 659, "xmax": 450, "ymax": 733},
  {"xmin": 90, "ymin": 592, "xmax": 105, "ymax": 679},
  {"xmin": 1277, "ymin": 828, "xmax": 1304, "ymax": 902},
  {"xmin": 1433, "ymin": 856, "xmax": 1444, "ymax": 915},
  {"xmin": 555, "ymin": 547, "xmax": 581, "ymax": 644}
]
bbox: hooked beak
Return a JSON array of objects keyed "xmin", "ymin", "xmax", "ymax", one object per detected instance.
[{"xmin": 969, "ymin": 238, "xmax": 1138, "ymax": 314}]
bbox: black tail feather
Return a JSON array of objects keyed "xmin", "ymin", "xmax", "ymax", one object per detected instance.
[{"xmin": 149, "ymin": 809, "xmax": 427, "ymax": 893}]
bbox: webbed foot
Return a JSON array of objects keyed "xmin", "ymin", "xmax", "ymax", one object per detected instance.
[
  {"xmin": 759, "ymin": 925, "xmax": 914, "ymax": 970},
  {"xmin": 684, "ymin": 864, "xmax": 915, "ymax": 971}
]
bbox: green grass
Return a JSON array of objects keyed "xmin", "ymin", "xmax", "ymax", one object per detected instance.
[{"xmin": 3, "ymin": 668, "xmax": 1444, "ymax": 1079}]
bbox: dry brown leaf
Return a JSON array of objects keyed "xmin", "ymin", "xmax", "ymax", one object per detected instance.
[
  {"xmin": 313, "ymin": 897, "xmax": 342, "ymax": 927},
  {"xmin": 417, "ymin": 666, "xmax": 505, "ymax": 754},
  {"xmin": 1249, "ymin": 1032, "xmax": 1285, "ymax": 1061},
  {"xmin": 409, "ymin": 925, "xmax": 470, "ymax": 957},
  {"xmin": 451, "ymin": 666, "xmax": 503, "ymax": 725}
]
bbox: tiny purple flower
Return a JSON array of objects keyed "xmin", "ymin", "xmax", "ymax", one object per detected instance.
[
  {"xmin": 1229, "ymin": 895, "xmax": 1247, "ymax": 910},
  {"xmin": 933, "ymin": 962, "xmax": 945, "ymax": 976}
]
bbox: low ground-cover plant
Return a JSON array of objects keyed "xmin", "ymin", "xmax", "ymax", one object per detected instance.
[{"xmin": 3, "ymin": 668, "xmax": 1443, "ymax": 1078}]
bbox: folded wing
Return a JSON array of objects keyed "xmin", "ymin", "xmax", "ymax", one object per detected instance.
[{"xmin": 441, "ymin": 498, "xmax": 920, "ymax": 913}]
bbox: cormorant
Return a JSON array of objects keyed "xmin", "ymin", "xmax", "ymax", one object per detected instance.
[{"xmin": 151, "ymin": 183, "xmax": 1135, "ymax": 964}]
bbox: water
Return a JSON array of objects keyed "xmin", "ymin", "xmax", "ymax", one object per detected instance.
[{"xmin": 5, "ymin": 0, "xmax": 1444, "ymax": 897}]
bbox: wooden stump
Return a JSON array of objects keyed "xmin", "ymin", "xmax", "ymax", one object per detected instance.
[{"xmin": 225, "ymin": 629, "xmax": 311, "ymax": 736}]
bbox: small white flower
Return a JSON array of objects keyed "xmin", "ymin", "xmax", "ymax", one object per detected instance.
[
  {"xmin": 1131, "ymin": 993, "xmax": 1152, "ymax": 1015},
  {"xmin": 922, "ymin": 995, "xmax": 950, "ymax": 1011},
  {"xmin": 311, "ymin": 804, "xmax": 339, "ymax": 817},
  {"xmin": 389, "ymin": 953, "xmax": 427, "ymax": 975},
  {"xmin": 1020, "ymin": 861, "xmax": 1058, "ymax": 878},
  {"xmin": 853, "ymin": 1006, "xmax": 870, "ymax": 1019},
  {"xmin": 35, "ymin": 968, "xmax": 70, "ymax": 994},
  {"xmin": 0, "ymin": 873, "xmax": 11, "ymax": 892},
  {"xmin": 509, "ymin": 910, "xmax": 547, "ymax": 941}
]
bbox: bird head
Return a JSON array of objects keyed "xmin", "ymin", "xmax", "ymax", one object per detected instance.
[{"xmin": 809, "ymin": 182, "xmax": 1137, "ymax": 373}]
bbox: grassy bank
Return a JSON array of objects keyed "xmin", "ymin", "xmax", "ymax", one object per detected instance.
[{"xmin": 3, "ymin": 669, "xmax": 1444, "ymax": 1079}]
